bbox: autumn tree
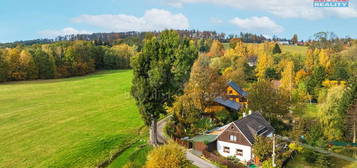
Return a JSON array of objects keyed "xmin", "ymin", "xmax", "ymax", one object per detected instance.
[
  {"xmin": 5, "ymin": 48, "xmax": 24, "ymax": 80},
  {"xmin": 234, "ymin": 40, "xmax": 248, "ymax": 58},
  {"xmin": 131, "ymin": 30, "xmax": 198, "ymax": 145},
  {"xmin": 256, "ymin": 51, "xmax": 273, "ymax": 80},
  {"xmin": 0, "ymin": 49, "xmax": 7, "ymax": 82},
  {"xmin": 145, "ymin": 143, "xmax": 190, "ymax": 168},
  {"xmin": 319, "ymin": 49, "xmax": 331, "ymax": 70},
  {"xmin": 318, "ymin": 85, "xmax": 345, "ymax": 140},
  {"xmin": 229, "ymin": 38, "xmax": 242, "ymax": 49},
  {"xmin": 305, "ymin": 49, "xmax": 315, "ymax": 73},
  {"xmin": 103, "ymin": 44, "xmax": 137, "ymax": 69},
  {"xmin": 248, "ymin": 80, "xmax": 290, "ymax": 120},
  {"xmin": 64, "ymin": 41, "xmax": 96, "ymax": 75},
  {"xmin": 20, "ymin": 50, "xmax": 38, "ymax": 79},
  {"xmin": 186, "ymin": 55, "xmax": 226, "ymax": 112},
  {"xmin": 168, "ymin": 93, "xmax": 201, "ymax": 137},
  {"xmin": 280, "ymin": 61, "xmax": 295, "ymax": 93},
  {"xmin": 295, "ymin": 69, "xmax": 308, "ymax": 84},
  {"xmin": 253, "ymin": 136, "xmax": 273, "ymax": 161},
  {"xmin": 207, "ymin": 40, "xmax": 224, "ymax": 57}
]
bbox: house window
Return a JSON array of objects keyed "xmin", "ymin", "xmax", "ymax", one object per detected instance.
[
  {"xmin": 229, "ymin": 90, "xmax": 233, "ymax": 94},
  {"xmin": 236, "ymin": 149, "xmax": 243, "ymax": 156},
  {"xmin": 229, "ymin": 135, "xmax": 237, "ymax": 141},
  {"xmin": 223, "ymin": 146, "xmax": 230, "ymax": 153}
]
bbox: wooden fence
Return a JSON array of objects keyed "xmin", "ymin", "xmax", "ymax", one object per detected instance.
[{"xmin": 172, "ymin": 136, "xmax": 191, "ymax": 148}]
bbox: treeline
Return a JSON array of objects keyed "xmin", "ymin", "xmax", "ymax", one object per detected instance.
[
  {"xmin": 1, "ymin": 30, "xmax": 274, "ymax": 49},
  {"xmin": 0, "ymin": 41, "xmax": 136, "ymax": 82},
  {"xmin": 0, "ymin": 30, "xmax": 226, "ymax": 48}
]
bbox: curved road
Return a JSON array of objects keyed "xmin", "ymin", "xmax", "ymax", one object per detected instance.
[{"xmin": 157, "ymin": 116, "xmax": 218, "ymax": 168}]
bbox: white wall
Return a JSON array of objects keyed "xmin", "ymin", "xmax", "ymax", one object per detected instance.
[{"xmin": 217, "ymin": 140, "xmax": 252, "ymax": 161}]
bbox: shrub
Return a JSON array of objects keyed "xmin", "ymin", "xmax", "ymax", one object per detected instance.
[{"xmin": 145, "ymin": 143, "xmax": 190, "ymax": 168}]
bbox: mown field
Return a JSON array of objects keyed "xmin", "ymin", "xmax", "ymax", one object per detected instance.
[
  {"xmin": 281, "ymin": 45, "xmax": 308, "ymax": 56},
  {"xmin": 0, "ymin": 70, "xmax": 144, "ymax": 168}
]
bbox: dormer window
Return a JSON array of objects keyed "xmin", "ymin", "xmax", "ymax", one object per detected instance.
[{"xmin": 257, "ymin": 127, "xmax": 268, "ymax": 135}]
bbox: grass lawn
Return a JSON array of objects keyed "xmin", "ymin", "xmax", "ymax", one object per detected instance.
[
  {"xmin": 303, "ymin": 103, "xmax": 319, "ymax": 119},
  {"xmin": 281, "ymin": 45, "xmax": 308, "ymax": 56},
  {"xmin": 0, "ymin": 70, "xmax": 144, "ymax": 168},
  {"xmin": 108, "ymin": 139, "xmax": 153, "ymax": 168},
  {"xmin": 286, "ymin": 153, "xmax": 357, "ymax": 168}
]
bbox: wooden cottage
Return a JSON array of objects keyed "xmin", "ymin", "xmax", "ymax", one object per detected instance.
[
  {"xmin": 191, "ymin": 112, "xmax": 274, "ymax": 162},
  {"xmin": 205, "ymin": 81, "xmax": 248, "ymax": 113}
]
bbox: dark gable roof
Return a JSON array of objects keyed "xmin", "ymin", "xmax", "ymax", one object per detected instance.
[
  {"xmin": 214, "ymin": 97, "xmax": 241, "ymax": 110},
  {"xmin": 227, "ymin": 81, "xmax": 248, "ymax": 97},
  {"xmin": 233, "ymin": 112, "xmax": 274, "ymax": 144}
]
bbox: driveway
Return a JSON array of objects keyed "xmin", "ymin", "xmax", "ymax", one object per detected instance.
[{"xmin": 156, "ymin": 116, "xmax": 218, "ymax": 168}]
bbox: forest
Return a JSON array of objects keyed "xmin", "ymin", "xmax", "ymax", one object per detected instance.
[{"xmin": 0, "ymin": 41, "xmax": 137, "ymax": 82}]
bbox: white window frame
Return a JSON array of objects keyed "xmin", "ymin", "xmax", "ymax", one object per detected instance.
[
  {"xmin": 230, "ymin": 135, "xmax": 237, "ymax": 141},
  {"xmin": 236, "ymin": 149, "xmax": 243, "ymax": 156},
  {"xmin": 223, "ymin": 146, "xmax": 230, "ymax": 153}
]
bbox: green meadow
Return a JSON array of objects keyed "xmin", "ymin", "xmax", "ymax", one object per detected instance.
[
  {"xmin": 0, "ymin": 70, "xmax": 144, "ymax": 168},
  {"xmin": 281, "ymin": 45, "xmax": 308, "ymax": 56}
]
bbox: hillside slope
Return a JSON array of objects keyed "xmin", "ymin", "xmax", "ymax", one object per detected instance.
[{"xmin": 0, "ymin": 70, "xmax": 143, "ymax": 168}]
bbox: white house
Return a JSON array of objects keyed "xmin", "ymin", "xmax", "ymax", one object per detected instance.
[{"xmin": 216, "ymin": 112, "xmax": 274, "ymax": 162}]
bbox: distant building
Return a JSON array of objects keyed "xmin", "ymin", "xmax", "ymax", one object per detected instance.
[
  {"xmin": 277, "ymin": 41, "xmax": 290, "ymax": 45},
  {"xmin": 205, "ymin": 81, "xmax": 248, "ymax": 113}
]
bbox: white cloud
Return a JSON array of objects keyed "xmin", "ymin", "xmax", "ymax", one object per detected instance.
[
  {"xmin": 230, "ymin": 16, "xmax": 284, "ymax": 34},
  {"xmin": 39, "ymin": 27, "xmax": 92, "ymax": 38},
  {"xmin": 167, "ymin": 0, "xmax": 184, "ymax": 8},
  {"xmin": 210, "ymin": 17, "xmax": 224, "ymax": 24},
  {"xmin": 72, "ymin": 9, "xmax": 189, "ymax": 32},
  {"xmin": 168, "ymin": 0, "xmax": 357, "ymax": 19}
]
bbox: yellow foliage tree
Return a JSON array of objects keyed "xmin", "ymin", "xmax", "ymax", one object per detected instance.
[
  {"xmin": 224, "ymin": 48, "xmax": 239, "ymax": 59},
  {"xmin": 280, "ymin": 61, "xmax": 295, "ymax": 92},
  {"xmin": 234, "ymin": 40, "xmax": 248, "ymax": 58},
  {"xmin": 295, "ymin": 69, "xmax": 308, "ymax": 84},
  {"xmin": 246, "ymin": 44, "xmax": 258, "ymax": 57},
  {"xmin": 305, "ymin": 49, "xmax": 315, "ymax": 73},
  {"xmin": 207, "ymin": 40, "xmax": 224, "ymax": 57},
  {"xmin": 5, "ymin": 48, "xmax": 24, "ymax": 80},
  {"xmin": 256, "ymin": 51, "xmax": 273, "ymax": 80},
  {"xmin": 145, "ymin": 143, "xmax": 190, "ymax": 168},
  {"xmin": 318, "ymin": 86, "xmax": 346, "ymax": 140},
  {"xmin": 319, "ymin": 49, "xmax": 331, "ymax": 70},
  {"xmin": 19, "ymin": 50, "xmax": 38, "ymax": 79}
]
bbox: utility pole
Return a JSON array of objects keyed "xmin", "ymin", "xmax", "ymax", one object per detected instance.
[{"xmin": 272, "ymin": 134, "xmax": 276, "ymax": 167}]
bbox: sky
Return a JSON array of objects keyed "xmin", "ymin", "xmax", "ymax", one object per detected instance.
[{"xmin": 1, "ymin": 0, "xmax": 357, "ymax": 43}]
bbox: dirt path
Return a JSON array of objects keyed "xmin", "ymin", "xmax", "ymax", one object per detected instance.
[{"xmin": 156, "ymin": 116, "xmax": 218, "ymax": 168}]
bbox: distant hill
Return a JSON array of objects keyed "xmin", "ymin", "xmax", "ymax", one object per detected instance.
[{"xmin": 0, "ymin": 30, "xmax": 278, "ymax": 48}]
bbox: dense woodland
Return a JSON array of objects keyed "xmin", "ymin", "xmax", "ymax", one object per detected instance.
[{"xmin": 0, "ymin": 41, "xmax": 137, "ymax": 82}]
